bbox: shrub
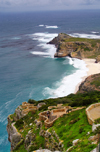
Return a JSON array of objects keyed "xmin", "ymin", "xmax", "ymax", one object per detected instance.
[
  {"xmin": 15, "ymin": 119, "xmax": 24, "ymax": 130},
  {"xmin": 28, "ymin": 99, "xmax": 37, "ymax": 105},
  {"xmin": 79, "ymin": 127, "xmax": 84, "ymax": 133},
  {"xmin": 94, "ymin": 118, "xmax": 100, "ymax": 124}
]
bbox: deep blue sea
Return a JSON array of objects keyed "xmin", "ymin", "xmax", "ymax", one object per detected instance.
[{"xmin": 0, "ymin": 10, "xmax": 100, "ymax": 152}]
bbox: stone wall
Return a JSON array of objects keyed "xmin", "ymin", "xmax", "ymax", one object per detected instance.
[
  {"xmin": 39, "ymin": 107, "xmax": 67, "ymax": 128},
  {"xmin": 22, "ymin": 102, "xmax": 37, "ymax": 115},
  {"xmin": 86, "ymin": 103, "xmax": 100, "ymax": 125}
]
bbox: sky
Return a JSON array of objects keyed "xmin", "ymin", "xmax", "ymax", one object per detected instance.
[{"xmin": 0, "ymin": 0, "xmax": 100, "ymax": 12}]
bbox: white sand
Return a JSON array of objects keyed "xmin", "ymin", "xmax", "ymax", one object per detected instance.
[
  {"xmin": 83, "ymin": 58, "xmax": 100, "ymax": 76},
  {"xmin": 74, "ymin": 58, "xmax": 100, "ymax": 93}
]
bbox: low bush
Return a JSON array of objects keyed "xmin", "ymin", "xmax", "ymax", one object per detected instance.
[{"xmin": 15, "ymin": 119, "xmax": 24, "ymax": 130}]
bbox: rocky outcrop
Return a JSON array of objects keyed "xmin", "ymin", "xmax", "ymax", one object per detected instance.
[
  {"xmin": 48, "ymin": 33, "xmax": 100, "ymax": 59},
  {"xmin": 15, "ymin": 105, "xmax": 24, "ymax": 120},
  {"xmin": 24, "ymin": 130, "xmax": 35, "ymax": 151},
  {"xmin": 7, "ymin": 115, "xmax": 23, "ymax": 151},
  {"xmin": 96, "ymin": 55, "xmax": 100, "ymax": 63},
  {"xmin": 78, "ymin": 73, "xmax": 100, "ymax": 93}
]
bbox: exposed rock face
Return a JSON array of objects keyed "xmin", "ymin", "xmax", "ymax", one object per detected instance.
[
  {"xmin": 78, "ymin": 73, "xmax": 100, "ymax": 93},
  {"xmin": 15, "ymin": 105, "xmax": 24, "ymax": 119},
  {"xmin": 7, "ymin": 115, "xmax": 23, "ymax": 151},
  {"xmin": 48, "ymin": 33, "xmax": 100, "ymax": 59},
  {"xmin": 96, "ymin": 55, "xmax": 100, "ymax": 63},
  {"xmin": 24, "ymin": 130, "xmax": 35, "ymax": 151}
]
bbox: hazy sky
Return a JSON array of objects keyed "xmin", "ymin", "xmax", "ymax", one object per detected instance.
[{"xmin": 0, "ymin": 0, "xmax": 100, "ymax": 12}]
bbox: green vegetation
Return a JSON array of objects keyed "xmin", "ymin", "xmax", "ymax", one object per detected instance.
[
  {"xmin": 94, "ymin": 118, "xmax": 100, "ymax": 124},
  {"xmin": 11, "ymin": 90, "xmax": 100, "ymax": 152},
  {"xmin": 91, "ymin": 78, "xmax": 100, "ymax": 87},
  {"xmin": 49, "ymin": 109, "xmax": 97, "ymax": 151},
  {"xmin": 28, "ymin": 99, "xmax": 37, "ymax": 105},
  {"xmin": 62, "ymin": 36, "xmax": 100, "ymax": 45},
  {"xmin": 10, "ymin": 113, "xmax": 16, "ymax": 122},
  {"xmin": 32, "ymin": 91, "xmax": 100, "ymax": 111},
  {"xmin": 13, "ymin": 143, "xmax": 27, "ymax": 152}
]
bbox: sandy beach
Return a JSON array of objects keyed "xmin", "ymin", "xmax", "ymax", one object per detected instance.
[
  {"xmin": 75, "ymin": 58, "xmax": 100, "ymax": 93},
  {"xmin": 83, "ymin": 59, "xmax": 100, "ymax": 76}
]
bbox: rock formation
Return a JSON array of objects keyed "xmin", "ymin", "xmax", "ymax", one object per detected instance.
[
  {"xmin": 48, "ymin": 33, "xmax": 100, "ymax": 59},
  {"xmin": 78, "ymin": 73, "xmax": 100, "ymax": 93}
]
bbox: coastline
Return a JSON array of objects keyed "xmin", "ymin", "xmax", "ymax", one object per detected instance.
[{"xmin": 74, "ymin": 58, "xmax": 100, "ymax": 93}]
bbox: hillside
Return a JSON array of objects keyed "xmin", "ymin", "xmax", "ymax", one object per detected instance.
[
  {"xmin": 7, "ymin": 90, "xmax": 100, "ymax": 152},
  {"xmin": 78, "ymin": 73, "xmax": 100, "ymax": 93},
  {"xmin": 48, "ymin": 33, "xmax": 100, "ymax": 60}
]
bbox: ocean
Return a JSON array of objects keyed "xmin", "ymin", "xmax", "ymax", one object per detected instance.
[{"xmin": 0, "ymin": 10, "xmax": 100, "ymax": 151}]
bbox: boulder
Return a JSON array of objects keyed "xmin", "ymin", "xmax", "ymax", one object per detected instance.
[
  {"xmin": 72, "ymin": 139, "xmax": 79, "ymax": 146},
  {"xmin": 92, "ymin": 124, "xmax": 100, "ymax": 132}
]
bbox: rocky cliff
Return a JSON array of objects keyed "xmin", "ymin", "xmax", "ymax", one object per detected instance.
[
  {"xmin": 78, "ymin": 73, "xmax": 100, "ymax": 93},
  {"xmin": 48, "ymin": 33, "xmax": 100, "ymax": 60}
]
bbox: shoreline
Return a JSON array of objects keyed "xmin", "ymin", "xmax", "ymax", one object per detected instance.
[{"xmin": 74, "ymin": 58, "xmax": 100, "ymax": 93}]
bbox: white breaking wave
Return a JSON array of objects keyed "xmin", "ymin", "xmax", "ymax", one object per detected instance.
[
  {"xmin": 69, "ymin": 33, "xmax": 100, "ymax": 39},
  {"xmin": 45, "ymin": 25, "xmax": 58, "ymax": 29},
  {"xmin": 30, "ymin": 32, "xmax": 58, "ymax": 58},
  {"xmin": 43, "ymin": 57, "xmax": 88, "ymax": 98},
  {"xmin": 38, "ymin": 24, "xmax": 58, "ymax": 29},
  {"xmin": 39, "ymin": 25, "xmax": 44, "ymax": 27},
  {"xmin": 91, "ymin": 31, "xmax": 99, "ymax": 34},
  {"xmin": 31, "ymin": 51, "xmax": 49, "ymax": 56}
]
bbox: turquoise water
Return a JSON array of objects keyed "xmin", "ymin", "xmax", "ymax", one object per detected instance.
[{"xmin": 0, "ymin": 10, "xmax": 100, "ymax": 151}]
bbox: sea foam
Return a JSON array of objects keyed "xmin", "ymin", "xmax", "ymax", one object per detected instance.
[
  {"xmin": 30, "ymin": 32, "xmax": 58, "ymax": 58},
  {"xmin": 45, "ymin": 25, "xmax": 58, "ymax": 29},
  {"xmin": 70, "ymin": 33, "xmax": 100, "ymax": 39},
  {"xmin": 91, "ymin": 31, "xmax": 99, "ymax": 34},
  {"xmin": 43, "ymin": 57, "xmax": 88, "ymax": 98}
]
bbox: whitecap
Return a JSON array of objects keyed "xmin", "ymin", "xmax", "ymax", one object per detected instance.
[
  {"xmin": 91, "ymin": 31, "xmax": 99, "ymax": 34},
  {"xmin": 69, "ymin": 33, "xmax": 100, "ymax": 39},
  {"xmin": 39, "ymin": 25, "xmax": 44, "ymax": 27},
  {"xmin": 45, "ymin": 25, "xmax": 58, "ymax": 29},
  {"xmin": 30, "ymin": 51, "xmax": 49, "ymax": 56}
]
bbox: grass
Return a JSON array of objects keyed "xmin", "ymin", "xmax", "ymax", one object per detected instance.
[
  {"xmin": 10, "ymin": 113, "xmax": 16, "ymax": 122},
  {"xmin": 63, "ymin": 36, "xmax": 100, "ymax": 45},
  {"xmin": 11, "ymin": 90, "xmax": 100, "ymax": 151},
  {"xmin": 94, "ymin": 118, "xmax": 100, "ymax": 124},
  {"xmin": 49, "ymin": 109, "xmax": 97, "ymax": 151},
  {"xmin": 13, "ymin": 143, "xmax": 27, "ymax": 152}
]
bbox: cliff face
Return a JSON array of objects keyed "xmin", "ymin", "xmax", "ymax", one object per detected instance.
[
  {"xmin": 7, "ymin": 115, "xmax": 23, "ymax": 151},
  {"xmin": 78, "ymin": 73, "xmax": 100, "ymax": 93},
  {"xmin": 48, "ymin": 33, "xmax": 100, "ymax": 60}
]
